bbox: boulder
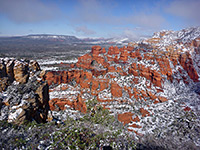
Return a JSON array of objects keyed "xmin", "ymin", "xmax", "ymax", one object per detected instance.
[
  {"xmin": 13, "ymin": 60, "xmax": 29, "ymax": 84},
  {"xmin": 1, "ymin": 80, "xmax": 49, "ymax": 124},
  {"xmin": 130, "ymin": 49, "xmax": 142, "ymax": 60},
  {"xmin": 0, "ymin": 58, "xmax": 50, "ymax": 124},
  {"xmin": 108, "ymin": 46, "xmax": 120, "ymax": 55},
  {"xmin": 111, "ymin": 82, "xmax": 122, "ymax": 97},
  {"xmin": 76, "ymin": 54, "xmax": 92, "ymax": 69},
  {"xmin": 91, "ymin": 45, "xmax": 102, "ymax": 55},
  {"xmin": 118, "ymin": 112, "xmax": 134, "ymax": 125},
  {"xmin": 102, "ymin": 47, "xmax": 106, "ymax": 53},
  {"xmin": 99, "ymin": 79, "xmax": 109, "ymax": 91},
  {"xmin": 29, "ymin": 60, "xmax": 41, "ymax": 72},
  {"xmin": 92, "ymin": 55, "xmax": 105, "ymax": 65},
  {"xmin": 119, "ymin": 50, "xmax": 129, "ymax": 62}
]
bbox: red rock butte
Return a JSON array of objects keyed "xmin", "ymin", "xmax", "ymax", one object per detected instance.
[{"xmin": 46, "ymin": 33, "xmax": 200, "ymax": 134}]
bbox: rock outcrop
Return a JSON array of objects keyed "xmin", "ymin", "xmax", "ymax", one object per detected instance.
[
  {"xmin": 46, "ymin": 27, "xmax": 200, "ymax": 138},
  {"xmin": 0, "ymin": 58, "xmax": 49, "ymax": 124},
  {"xmin": 0, "ymin": 59, "xmax": 41, "ymax": 91},
  {"xmin": 1, "ymin": 27, "xmax": 200, "ymax": 148}
]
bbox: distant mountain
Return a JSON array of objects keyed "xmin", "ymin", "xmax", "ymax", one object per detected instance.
[
  {"xmin": 0, "ymin": 34, "xmax": 131, "ymax": 45},
  {"xmin": 0, "ymin": 34, "xmax": 82, "ymax": 44},
  {"xmin": 25, "ymin": 34, "xmax": 81, "ymax": 43},
  {"xmin": 1, "ymin": 26, "xmax": 200, "ymax": 149}
]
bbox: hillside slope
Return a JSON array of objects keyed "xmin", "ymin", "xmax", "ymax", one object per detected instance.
[
  {"xmin": 0, "ymin": 27, "xmax": 200, "ymax": 149},
  {"xmin": 46, "ymin": 27, "xmax": 200, "ymax": 147}
]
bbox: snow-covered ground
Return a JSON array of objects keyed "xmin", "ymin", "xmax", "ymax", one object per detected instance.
[{"xmin": 36, "ymin": 50, "xmax": 90, "ymax": 71}]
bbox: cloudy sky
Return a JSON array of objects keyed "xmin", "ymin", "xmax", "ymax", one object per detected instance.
[{"xmin": 0, "ymin": 0, "xmax": 199, "ymax": 39}]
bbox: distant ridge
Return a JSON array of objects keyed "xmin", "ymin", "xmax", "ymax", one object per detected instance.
[{"xmin": 0, "ymin": 34, "xmax": 132, "ymax": 45}]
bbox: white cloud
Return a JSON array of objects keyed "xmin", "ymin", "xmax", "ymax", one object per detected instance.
[
  {"xmin": 0, "ymin": 0, "xmax": 61, "ymax": 23},
  {"xmin": 75, "ymin": 26, "xmax": 96, "ymax": 35},
  {"xmin": 128, "ymin": 13, "xmax": 165, "ymax": 29},
  {"xmin": 70, "ymin": 0, "xmax": 165, "ymax": 30},
  {"xmin": 108, "ymin": 27, "xmax": 152, "ymax": 41},
  {"xmin": 166, "ymin": 0, "xmax": 200, "ymax": 25}
]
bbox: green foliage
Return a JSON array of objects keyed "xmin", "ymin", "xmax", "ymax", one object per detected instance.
[
  {"xmin": 86, "ymin": 98, "xmax": 98, "ymax": 112},
  {"xmin": 84, "ymin": 99, "xmax": 116, "ymax": 126},
  {"xmin": 0, "ymin": 98, "xmax": 137, "ymax": 149},
  {"xmin": 83, "ymin": 105, "xmax": 115, "ymax": 126}
]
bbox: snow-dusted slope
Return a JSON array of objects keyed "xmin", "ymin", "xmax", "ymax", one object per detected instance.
[
  {"xmin": 1, "ymin": 27, "xmax": 200, "ymax": 148},
  {"xmin": 150, "ymin": 27, "xmax": 200, "ymax": 47},
  {"xmin": 26, "ymin": 34, "xmax": 79, "ymax": 41}
]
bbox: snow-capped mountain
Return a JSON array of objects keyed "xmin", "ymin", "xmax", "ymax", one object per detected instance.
[
  {"xmin": 26, "ymin": 34, "xmax": 79, "ymax": 40},
  {"xmin": 24, "ymin": 34, "xmax": 81, "ymax": 43},
  {"xmin": 0, "ymin": 34, "xmax": 132, "ymax": 45}
]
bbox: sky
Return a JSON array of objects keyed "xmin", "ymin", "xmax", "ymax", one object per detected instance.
[{"xmin": 0, "ymin": 0, "xmax": 200, "ymax": 39}]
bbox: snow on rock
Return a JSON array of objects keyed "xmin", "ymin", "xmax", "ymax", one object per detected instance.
[
  {"xmin": 44, "ymin": 27, "xmax": 200, "ymax": 144},
  {"xmin": 2, "ymin": 27, "xmax": 200, "ymax": 146},
  {"xmin": 0, "ymin": 58, "xmax": 49, "ymax": 124},
  {"xmin": 8, "ymin": 108, "xmax": 23, "ymax": 123}
]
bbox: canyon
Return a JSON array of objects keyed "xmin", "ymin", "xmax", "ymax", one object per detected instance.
[{"xmin": 0, "ymin": 27, "xmax": 200, "ymax": 148}]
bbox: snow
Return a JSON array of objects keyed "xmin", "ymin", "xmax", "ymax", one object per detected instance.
[
  {"xmin": 50, "ymin": 90, "xmax": 80, "ymax": 99},
  {"xmin": 1, "ymin": 26, "xmax": 200, "ymax": 146},
  {"xmin": 162, "ymin": 80, "xmax": 176, "ymax": 97},
  {"xmin": 148, "ymin": 27, "xmax": 200, "ymax": 50},
  {"xmin": 14, "ymin": 59, "xmax": 28, "ymax": 68},
  {"xmin": 49, "ymin": 83, "xmax": 81, "ymax": 100},
  {"xmin": 98, "ymin": 89, "xmax": 112, "ymax": 100},
  {"xmin": 27, "ymin": 35, "xmax": 71, "ymax": 39},
  {"xmin": 37, "ymin": 58, "xmax": 78, "ymax": 65},
  {"xmin": 0, "ymin": 92, "xmax": 8, "ymax": 99},
  {"xmin": 8, "ymin": 108, "xmax": 23, "ymax": 123},
  {"xmin": 40, "ymin": 66, "xmax": 59, "ymax": 71},
  {"xmin": 11, "ymin": 100, "xmax": 27, "ymax": 110}
]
